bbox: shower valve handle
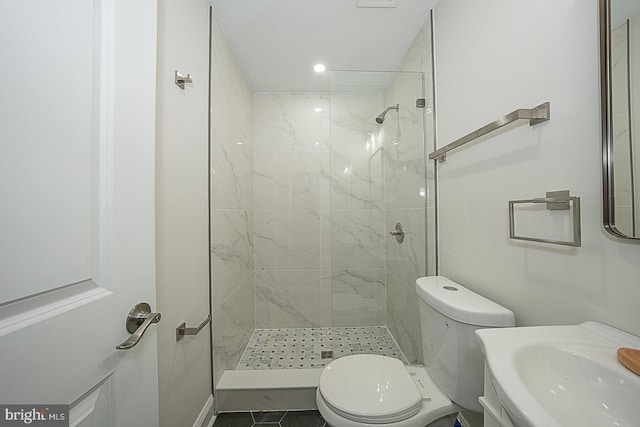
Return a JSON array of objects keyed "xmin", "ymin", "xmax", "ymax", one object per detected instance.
[{"xmin": 389, "ymin": 222, "xmax": 405, "ymax": 243}]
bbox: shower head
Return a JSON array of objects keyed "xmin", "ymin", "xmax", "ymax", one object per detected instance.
[{"xmin": 375, "ymin": 104, "xmax": 399, "ymax": 124}]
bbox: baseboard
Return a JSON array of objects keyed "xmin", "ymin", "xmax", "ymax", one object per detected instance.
[{"xmin": 193, "ymin": 394, "xmax": 215, "ymax": 427}]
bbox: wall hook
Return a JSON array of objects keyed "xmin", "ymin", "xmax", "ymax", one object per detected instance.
[{"xmin": 175, "ymin": 70, "xmax": 193, "ymax": 89}]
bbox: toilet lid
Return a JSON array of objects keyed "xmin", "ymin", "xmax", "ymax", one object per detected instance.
[{"xmin": 319, "ymin": 355, "xmax": 423, "ymax": 424}]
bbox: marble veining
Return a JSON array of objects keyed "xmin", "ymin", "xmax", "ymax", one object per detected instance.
[
  {"xmin": 328, "ymin": 210, "xmax": 385, "ymax": 270},
  {"xmin": 211, "ymin": 133, "xmax": 253, "ymax": 210},
  {"xmin": 254, "ymin": 93, "xmax": 329, "ymax": 153},
  {"xmin": 253, "ymin": 93, "xmax": 330, "ymax": 332},
  {"xmin": 386, "ymin": 272, "xmax": 423, "ymax": 365},
  {"xmin": 329, "ymin": 92, "xmax": 386, "ymax": 212},
  {"xmin": 211, "ymin": 210, "xmax": 254, "ymax": 307},
  {"xmin": 397, "ymin": 18, "xmax": 431, "ymax": 75},
  {"xmin": 214, "ymin": 276, "xmax": 256, "ymax": 387},
  {"xmin": 255, "ymin": 270, "xmax": 322, "ymax": 328},
  {"xmin": 210, "ymin": 12, "xmax": 256, "ymax": 390},
  {"xmin": 378, "ymin": 18, "xmax": 432, "ymax": 366},
  {"xmin": 254, "ymin": 211, "xmax": 321, "ymax": 271},
  {"xmin": 210, "ymin": 12, "xmax": 254, "ymax": 212},
  {"xmin": 254, "ymin": 150, "xmax": 323, "ymax": 212},
  {"xmin": 330, "ymin": 269, "xmax": 386, "ymax": 327}
]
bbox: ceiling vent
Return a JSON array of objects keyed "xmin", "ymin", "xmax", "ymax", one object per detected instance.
[{"xmin": 357, "ymin": 0, "xmax": 397, "ymax": 8}]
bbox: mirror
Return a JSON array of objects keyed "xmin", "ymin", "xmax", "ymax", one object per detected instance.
[{"xmin": 602, "ymin": 0, "xmax": 640, "ymax": 239}]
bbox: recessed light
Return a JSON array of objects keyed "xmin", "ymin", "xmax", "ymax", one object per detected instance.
[
  {"xmin": 313, "ymin": 63, "xmax": 326, "ymax": 73},
  {"xmin": 236, "ymin": 141, "xmax": 244, "ymax": 145},
  {"xmin": 314, "ymin": 107, "xmax": 322, "ymax": 113}
]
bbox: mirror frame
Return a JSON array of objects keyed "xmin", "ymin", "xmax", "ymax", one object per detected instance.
[{"xmin": 600, "ymin": 0, "xmax": 640, "ymax": 240}]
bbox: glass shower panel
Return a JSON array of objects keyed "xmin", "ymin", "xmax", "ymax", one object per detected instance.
[{"xmin": 328, "ymin": 70, "xmax": 427, "ymax": 365}]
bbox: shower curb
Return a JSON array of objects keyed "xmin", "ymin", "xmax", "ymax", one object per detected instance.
[{"xmin": 216, "ymin": 369, "xmax": 321, "ymax": 412}]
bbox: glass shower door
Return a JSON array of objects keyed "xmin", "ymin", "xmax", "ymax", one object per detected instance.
[{"xmin": 327, "ymin": 70, "xmax": 427, "ymax": 365}]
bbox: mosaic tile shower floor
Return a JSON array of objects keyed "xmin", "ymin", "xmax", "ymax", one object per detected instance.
[{"xmin": 237, "ymin": 326, "xmax": 408, "ymax": 370}]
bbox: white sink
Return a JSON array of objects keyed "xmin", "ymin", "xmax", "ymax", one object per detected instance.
[{"xmin": 476, "ymin": 322, "xmax": 640, "ymax": 427}]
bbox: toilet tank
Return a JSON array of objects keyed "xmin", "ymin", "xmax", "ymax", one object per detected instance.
[{"xmin": 415, "ymin": 276, "xmax": 514, "ymax": 413}]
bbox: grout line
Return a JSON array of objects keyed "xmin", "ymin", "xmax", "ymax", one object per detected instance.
[
  {"xmin": 237, "ymin": 326, "xmax": 406, "ymax": 369},
  {"xmin": 383, "ymin": 324, "xmax": 410, "ymax": 364},
  {"xmin": 212, "ymin": 271, "xmax": 254, "ymax": 313}
]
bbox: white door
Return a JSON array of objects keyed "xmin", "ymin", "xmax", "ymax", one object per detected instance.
[{"xmin": 0, "ymin": 1, "xmax": 160, "ymax": 426}]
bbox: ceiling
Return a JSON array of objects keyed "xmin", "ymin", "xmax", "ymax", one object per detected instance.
[{"xmin": 210, "ymin": 0, "xmax": 438, "ymax": 92}]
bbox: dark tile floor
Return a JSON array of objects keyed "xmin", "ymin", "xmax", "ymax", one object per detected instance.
[{"xmin": 213, "ymin": 410, "xmax": 327, "ymax": 427}]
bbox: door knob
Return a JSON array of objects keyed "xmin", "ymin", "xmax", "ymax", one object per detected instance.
[{"xmin": 116, "ymin": 302, "xmax": 161, "ymax": 350}]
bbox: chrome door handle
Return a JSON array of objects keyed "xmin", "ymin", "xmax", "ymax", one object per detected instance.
[
  {"xmin": 116, "ymin": 302, "xmax": 162, "ymax": 350},
  {"xmin": 176, "ymin": 314, "xmax": 211, "ymax": 341}
]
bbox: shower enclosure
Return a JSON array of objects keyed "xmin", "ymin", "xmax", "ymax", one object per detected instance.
[
  {"xmin": 325, "ymin": 70, "xmax": 428, "ymax": 366},
  {"xmin": 212, "ymin": 69, "xmax": 431, "ymax": 403}
]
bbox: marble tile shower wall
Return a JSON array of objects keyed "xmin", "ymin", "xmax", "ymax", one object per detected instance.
[
  {"xmin": 253, "ymin": 93, "xmax": 330, "ymax": 329},
  {"xmin": 382, "ymin": 73, "xmax": 426, "ymax": 365},
  {"xmin": 210, "ymin": 13, "xmax": 255, "ymax": 388},
  {"xmin": 328, "ymin": 92, "xmax": 387, "ymax": 327},
  {"xmin": 253, "ymin": 92, "xmax": 388, "ymax": 329},
  {"xmin": 383, "ymin": 18, "xmax": 434, "ymax": 365}
]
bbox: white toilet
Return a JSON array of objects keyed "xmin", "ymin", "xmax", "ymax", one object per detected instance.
[{"xmin": 316, "ymin": 276, "xmax": 515, "ymax": 427}]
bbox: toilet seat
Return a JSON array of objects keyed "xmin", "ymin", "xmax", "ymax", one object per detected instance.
[{"xmin": 318, "ymin": 355, "xmax": 422, "ymax": 424}]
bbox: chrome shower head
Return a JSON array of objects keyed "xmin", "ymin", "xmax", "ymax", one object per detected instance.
[{"xmin": 375, "ymin": 104, "xmax": 399, "ymax": 124}]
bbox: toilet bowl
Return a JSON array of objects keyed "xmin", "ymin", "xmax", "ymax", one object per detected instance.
[
  {"xmin": 316, "ymin": 276, "xmax": 515, "ymax": 427},
  {"xmin": 316, "ymin": 354, "xmax": 458, "ymax": 427}
]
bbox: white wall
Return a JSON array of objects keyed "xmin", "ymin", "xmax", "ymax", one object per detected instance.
[
  {"xmin": 156, "ymin": 1, "xmax": 212, "ymax": 426},
  {"xmin": 434, "ymin": 0, "xmax": 640, "ymax": 336}
]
